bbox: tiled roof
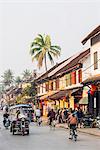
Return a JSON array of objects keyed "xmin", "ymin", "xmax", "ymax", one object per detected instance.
[
  {"xmin": 81, "ymin": 25, "xmax": 100, "ymax": 45},
  {"xmin": 36, "ymin": 49, "xmax": 90, "ymax": 83}
]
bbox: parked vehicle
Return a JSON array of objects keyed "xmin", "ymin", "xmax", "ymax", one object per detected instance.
[
  {"xmin": 82, "ymin": 114, "xmax": 96, "ymax": 128},
  {"xmin": 96, "ymin": 116, "xmax": 100, "ymax": 129}
]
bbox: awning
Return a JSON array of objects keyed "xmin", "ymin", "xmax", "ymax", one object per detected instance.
[
  {"xmin": 82, "ymin": 75, "xmax": 100, "ymax": 85},
  {"xmin": 71, "ymin": 88, "xmax": 82, "ymax": 96},
  {"xmin": 49, "ymin": 90, "xmax": 68, "ymax": 100},
  {"xmin": 40, "ymin": 91, "xmax": 58, "ymax": 100},
  {"xmin": 79, "ymin": 97, "xmax": 88, "ymax": 105}
]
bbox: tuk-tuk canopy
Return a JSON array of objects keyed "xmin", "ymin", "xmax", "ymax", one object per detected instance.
[{"xmin": 10, "ymin": 104, "xmax": 32, "ymax": 110}]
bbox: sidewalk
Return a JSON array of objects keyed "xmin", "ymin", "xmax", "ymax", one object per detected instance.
[{"xmin": 56, "ymin": 123, "xmax": 100, "ymax": 137}]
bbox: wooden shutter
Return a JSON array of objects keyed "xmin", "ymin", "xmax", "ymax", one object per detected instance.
[{"xmin": 94, "ymin": 51, "xmax": 98, "ymax": 70}]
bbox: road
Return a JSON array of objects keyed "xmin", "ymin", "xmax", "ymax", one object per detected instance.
[{"xmin": 0, "ymin": 112, "xmax": 100, "ymax": 150}]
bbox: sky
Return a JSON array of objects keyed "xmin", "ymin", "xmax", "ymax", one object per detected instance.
[{"xmin": 0, "ymin": 0, "xmax": 100, "ymax": 79}]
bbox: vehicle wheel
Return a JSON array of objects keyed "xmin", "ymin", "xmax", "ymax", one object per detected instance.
[
  {"xmin": 12, "ymin": 130, "xmax": 15, "ymax": 135},
  {"xmin": 22, "ymin": 130, "xmax": 25, "ymax": 136},
  {"xmin": 10, "ymin": 127, "xmax": 12, "ymax": 132},
  {"xmin": 27, "ymin": 130, "xmax": 29, "ymax": 135}
]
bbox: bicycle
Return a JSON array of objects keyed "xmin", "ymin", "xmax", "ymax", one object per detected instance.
[{"xmin": 69, "ymin": 125, "xmax": 77, "ymax": 141}]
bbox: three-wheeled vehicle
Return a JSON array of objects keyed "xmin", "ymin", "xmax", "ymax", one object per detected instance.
[{"xmin": 9, "ymin": 104, "xmax": 32, "ymax": 135}]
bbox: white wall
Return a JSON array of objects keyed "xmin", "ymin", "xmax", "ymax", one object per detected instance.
[
  {"xmin": 82, "ymin": 54, "xmax": 91, "ymax": 81},
  {"xmin": 91, "ymin": 42, "xmax": 100, "ymax": 76}
]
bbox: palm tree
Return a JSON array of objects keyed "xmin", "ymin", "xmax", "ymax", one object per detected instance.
[
  {"xmin": 1, "ymin": 69, "xmax": 14, "ymax": 88},
  {"xmin": 15, "ymin": 76, "xmax": 22, "ymax": 85},
  {"xmin": 30, "ymin": 34, "xmax": 61, "ymax": 71},
  {"xmin": 22, "ymin": 69, "xmax": 32, "ymax": 81}
]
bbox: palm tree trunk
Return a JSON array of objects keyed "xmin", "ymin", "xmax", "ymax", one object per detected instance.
[{"xmin": 44, "ymin": 54, "xmax": 47, "ymax": 71}]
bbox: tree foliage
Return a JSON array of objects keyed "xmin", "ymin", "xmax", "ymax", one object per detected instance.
[
  {"xmin": 1, "ymin": 69, "xmax": 14, "ymax": 88},
  {"xmin": 30, "ymin": 34, "xmax": 61, "ymax": 71}
]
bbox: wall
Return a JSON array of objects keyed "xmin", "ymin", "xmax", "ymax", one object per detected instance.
[
  {"xmin": 82, "ymin": 54, "xmax": 91, "ymax": 81},
  {"xmin": 91, "ymin": 40, "xmax": 100, "ymax": 76}
]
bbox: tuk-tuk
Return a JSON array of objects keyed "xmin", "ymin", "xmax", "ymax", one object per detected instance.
[{"xmin": 9, "ymin": 104, "xmax": 32, "ymax": 135}]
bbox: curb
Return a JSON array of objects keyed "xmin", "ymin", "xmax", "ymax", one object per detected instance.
[{"xmin": 56, "ymin": 124, "xmax": 100, "ymax": 137}]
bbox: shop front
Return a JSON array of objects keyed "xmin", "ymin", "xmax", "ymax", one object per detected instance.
[{"xmin": 82, "ymin": 76, "xmax": 100, "ymax": 117}]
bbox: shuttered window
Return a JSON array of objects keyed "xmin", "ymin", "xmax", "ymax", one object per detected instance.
[
  {"xmin": 45, "ymin": 82, "xmax": 49, "ymax": 91},
  {"xmin": 71, "ymin": 71, "xmax": 76, "ymax": 84},
  {"xmin": 94, "ymin": 51, "xmax": 98, "ymax": 70},
  {"xmin": 66, "ymin": 73, "xmax": 71, "ymax": 86},
  {"xmin": 55, "ymin": 79, "xmax": 59, "ymax": 90},
  {"xmin": 51, "ymin": 82, "xmax": 53, "ymax": 90},
  {"xmin": 78, "ymin": 69, "xmax": 82, "ymax": 83}
]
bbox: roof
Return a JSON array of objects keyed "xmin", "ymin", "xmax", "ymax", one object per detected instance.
[
  {"xmin": 36, "ymin": 49, "xmax": 90, "ymax": 83},
  {"xmin": 35, "ymin": 58, "xmax": 70, "ymax": 82},
  {"xmin": 81, "ymin": 25, "xmax": 100, "ymax": 45}
]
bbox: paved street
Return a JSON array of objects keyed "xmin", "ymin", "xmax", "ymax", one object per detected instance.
[{"xmin": 0, "ymin": 113, "xmax": 100, "ymax": 150}]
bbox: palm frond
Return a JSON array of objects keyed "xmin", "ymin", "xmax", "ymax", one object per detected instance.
[
  {"xmin": 50, "ymin": 48, "xmax": 61, "ymax": 56},
  {"xmin": 51, "ymin": 45, "xmax": 61, "ymax": 50},
  {"xmin": 48, "ymin": 52, "xmax": 54, "ymax": 64},
  {"xmin": 38, "ymin": 34, "xmax": 45, "ymax": 45},
  {"xmin": 49, "ymin": 50, "xmax": 60, "ymax": 58},
  {"xmin": 32, "ymin": 50, "xmax": 42, "ymax": 61},
  {"xmin": 45, "ymin": 35, "xmax": 51, "ymax": 49},
  {"xmin": 30, "ymin": 47, "xmax": 41, "ymax": 55}
]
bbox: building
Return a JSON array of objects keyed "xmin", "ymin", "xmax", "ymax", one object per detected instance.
[
  {"xmin": 82, "ymin": 25, "xmax": 100, "ymax": 117},
  {"xmin": 35, "ymin": 49, "xmax": 90, "ymax": 116}
]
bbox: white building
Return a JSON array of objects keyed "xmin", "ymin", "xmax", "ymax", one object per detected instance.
[{"xmin": 82, "ymin": 25, "xmax": 100, "ymax": 116}]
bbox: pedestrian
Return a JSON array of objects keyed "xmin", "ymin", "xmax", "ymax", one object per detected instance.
[
  {"xmin": 48, "ymin": 109, "xmax": 56, "ymax": 128},
  {"xmin": 77, "ymin": 108, "xmax": 84, "ymax": 128},
  {"xmin": 63, "ymin": 108, "xmax": 68, "ymax": 123},
  {"xmin": 35, "ymin": 107, "xmax": 41, "ymax": 124}
]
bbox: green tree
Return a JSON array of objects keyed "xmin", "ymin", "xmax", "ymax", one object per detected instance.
[
  {"xmin": 1, "ymin": 69, "xmax": 14, "ymax": 88},
  {"xmin": 22, "ymin": 69, "xmax": 32, "ymax": 81},
  {"xmin": 15, "ymin": 76, "xmax": 22, "ymax": 85},
  {"xmin": 30, "ymin": 34, "xmax": 61, "ymax": 71}
]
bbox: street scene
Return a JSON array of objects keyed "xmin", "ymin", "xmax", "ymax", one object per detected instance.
[
  {"xmin": 0, "ymin": 0, "xmax": 100, "ymax": 150},
  {"xmin": 0, "ymin": 111, "xmax": 100, "ymax": 150}
]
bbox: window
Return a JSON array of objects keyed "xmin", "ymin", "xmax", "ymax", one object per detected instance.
[
  {"xmin": 94, "ymin": 51, "xmax": 98, "ymax": 70},
  {"xmin": 78, "ymin": 69, "xmax": 82, "ymax": 83},
  {"xmin": 91, "ymin": 33, "xmax": 100, "ymax": 46},
  {"xmin": 42, "ymin": 84, "xmax": 43, "ymax": 93},
  {"xmin": 66, "ymin": 73, "xmax": 71, "ymax": 86},
  {"xmin": 51, "ymin": 82, "xmax": 53, "ymax": 91},
  {"xmin": 37, "ymin": 86, "xmax": 40, "ymax": 94},
  {"xmin": 55, "ymin": 79, "xmax": 59, "ymax": 90},
  {"xmin": 45, "ymin": 82, "xmax": 49, "ymax": 92},
  {"xmin": 71, "ymin": 71, "xmax": 76, "ymax": 84}
]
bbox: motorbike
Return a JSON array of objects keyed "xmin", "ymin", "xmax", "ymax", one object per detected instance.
[
  {"xmin": 82, "ymin": 115, "xmax": 96, "ymax": 128},
  {"xmin": 96, "ymin": 116, "xmax": 100, "ymax": 129},
  {"xmin": 3, "ymin": 118, "xmax": 10, "ymax": 129}
]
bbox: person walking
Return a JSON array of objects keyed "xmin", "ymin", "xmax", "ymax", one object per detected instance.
[
  {"xmin": 77, "ymin": 108, "xmax": 84, "ymax": 128},
  {"xmin": 48, "ymin": 109, "xmax": 56, "ymax": 128},
  {"xmin": 35, "ymin": 107, "xmax": 41, "ymax": 126}
]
